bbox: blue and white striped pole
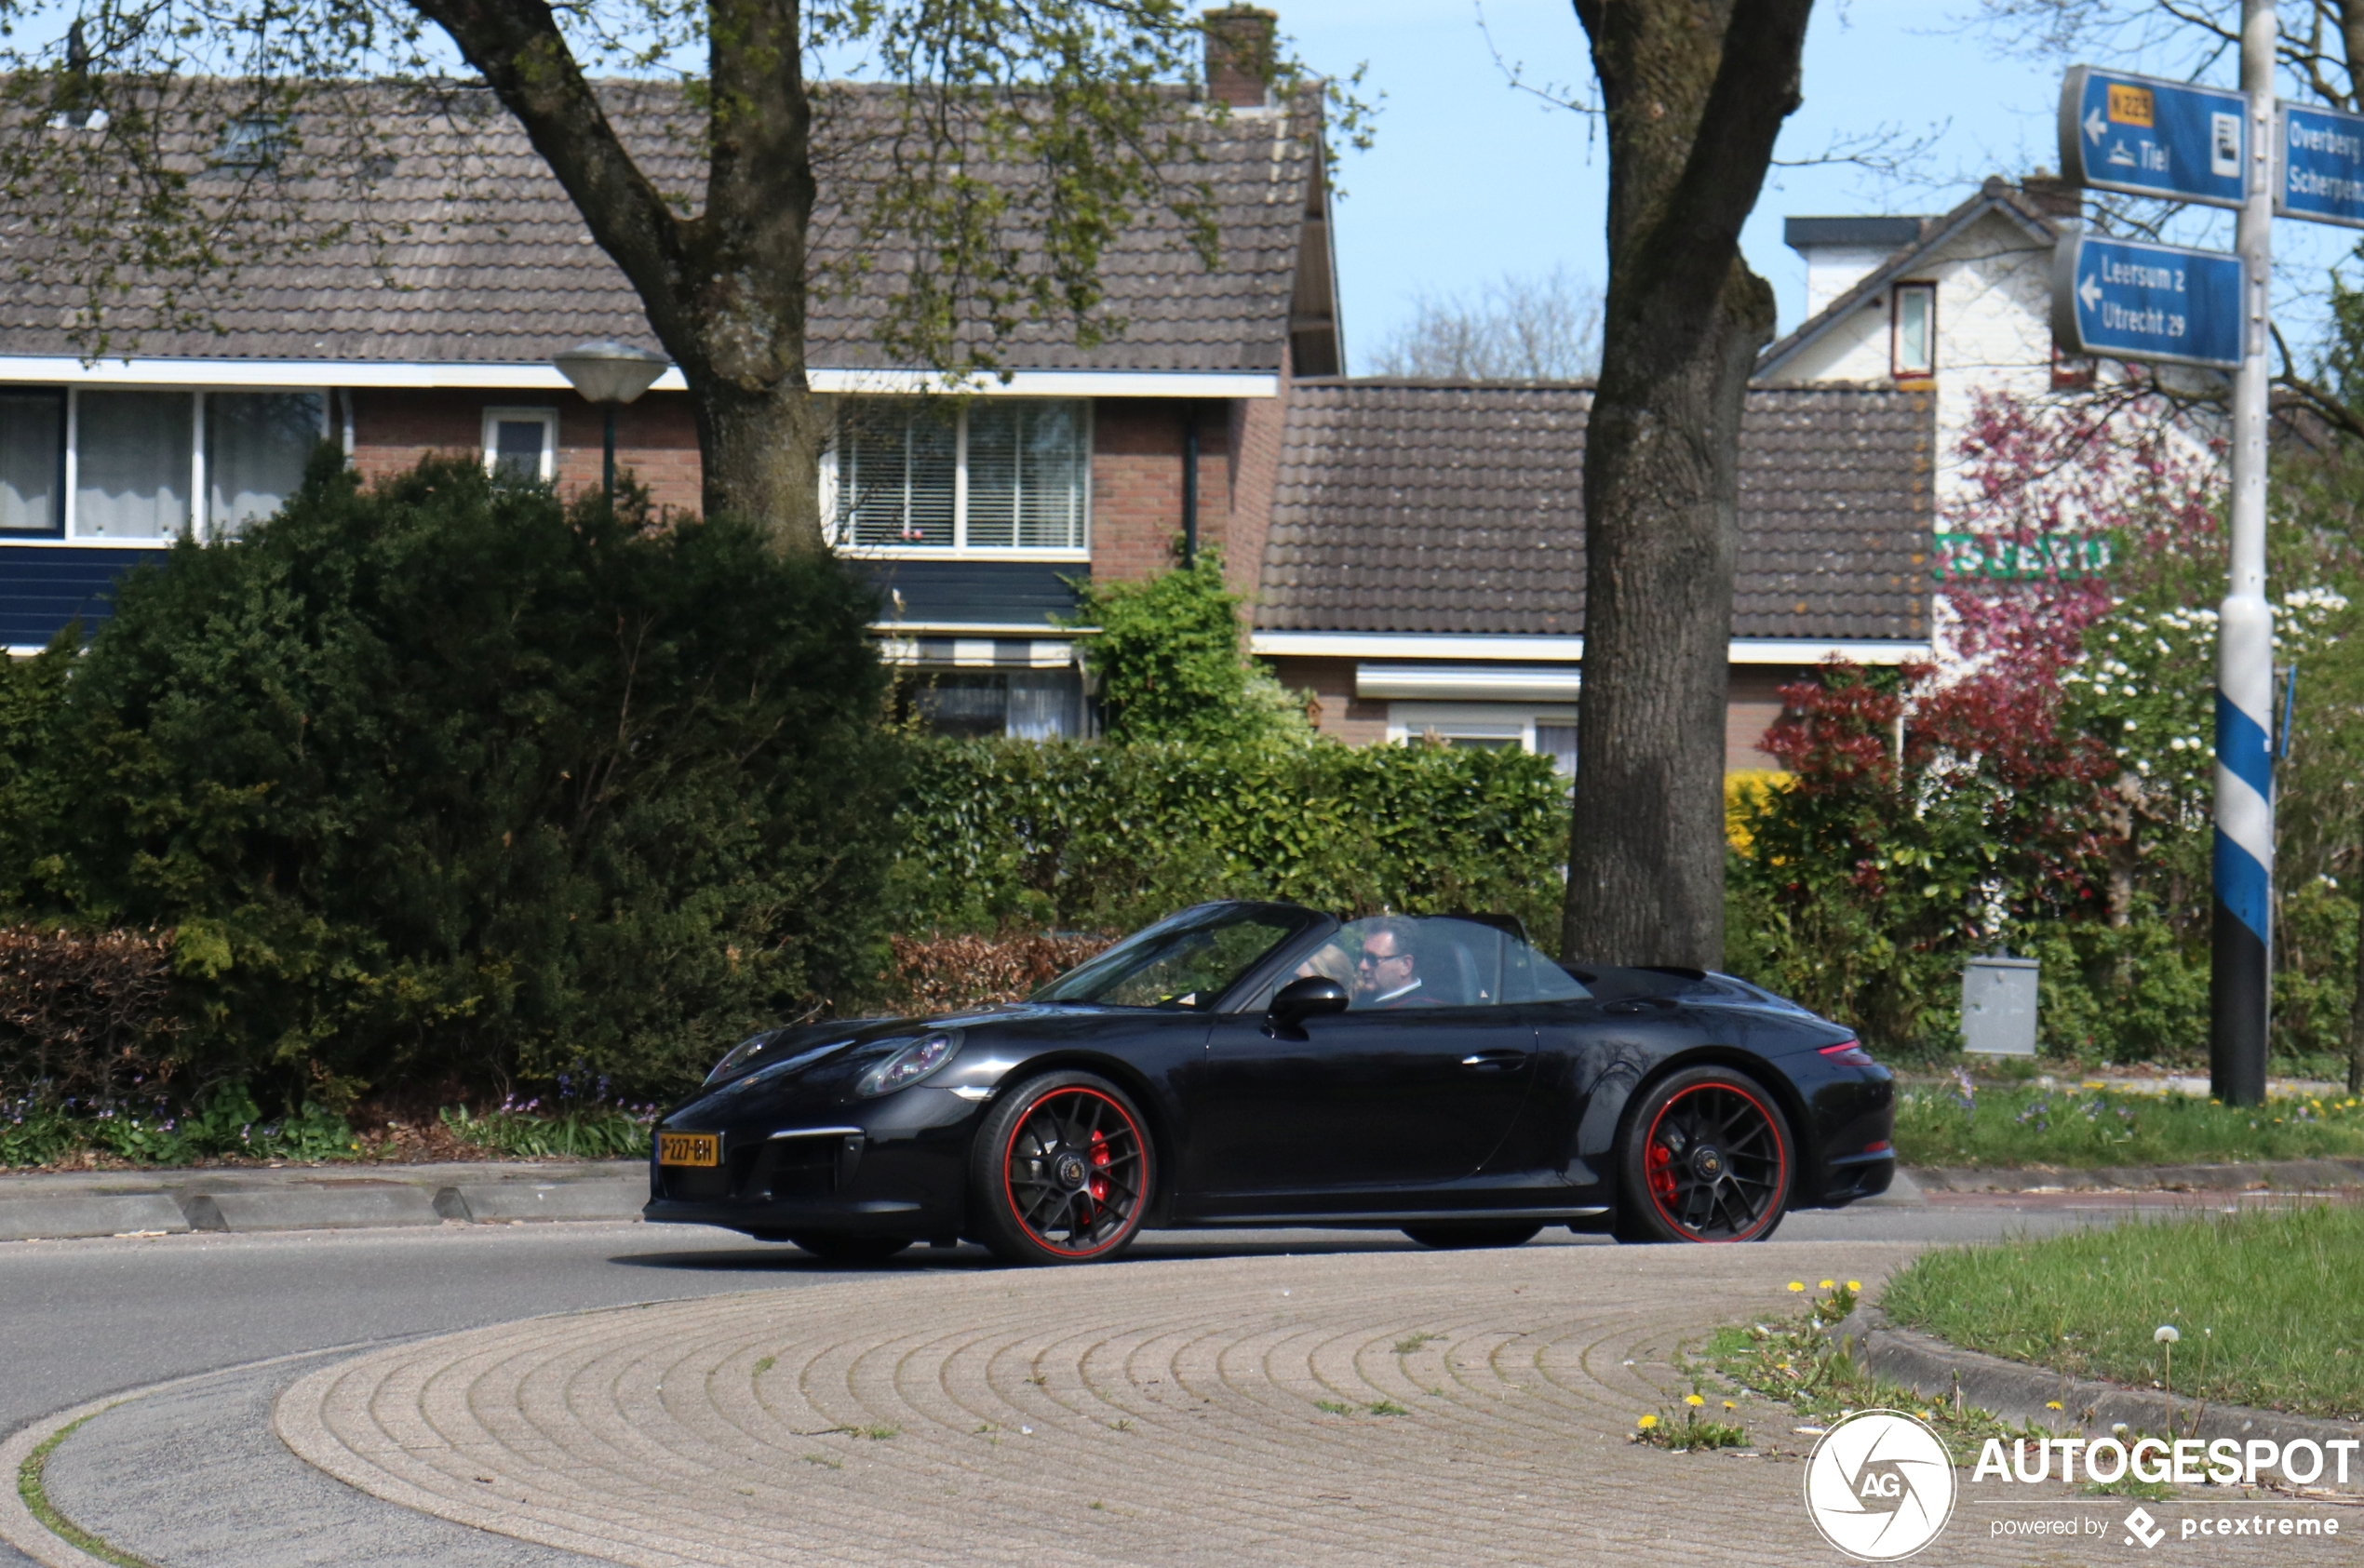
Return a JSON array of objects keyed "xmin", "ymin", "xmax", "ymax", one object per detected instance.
[{"xmin": 2211, "ymin": 0, "xmax": 2275, "ymax": 1107}]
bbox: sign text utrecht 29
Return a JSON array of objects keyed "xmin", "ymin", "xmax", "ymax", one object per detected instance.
[
  {"xmin": 2279, "ymin": 101, "xmax": 2364, "ymax": 228},
  {"xmin": 2058, "ymin": 65, "xmax": 2248, "ymax": 208},
  {"xmin": 2051, "ymin": 235, "xmax": 2245, "ymax": 370}
]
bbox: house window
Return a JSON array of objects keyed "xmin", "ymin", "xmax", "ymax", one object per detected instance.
[
  {"xmin": 0, "ymin": 387, "xmax": 327, "ymax": 542},
  {"xmin": 483, "ymin": 408, "xmax": 558, "ymax": 482},
  {"xmin": 1891, "ymin": 283, "xmax": 1936, "ymax": 379},
  {"xmin": 1387, "ymin": 703, "xmax": 1578, "ymax": 774},
  {"xmin": 910, "ymin": 668, "xmax": 1086, "ymax": 739},
  {"xmin": 207, "ymin": 392, "xmax": 328, "ymax": 537},
  {"xmin": 0, "ymin": 392, "xmax": 63, "ymax": 532},
  {"xmin": 830, "ymin": 398, "xmax": 1089, "ymax": 555}
]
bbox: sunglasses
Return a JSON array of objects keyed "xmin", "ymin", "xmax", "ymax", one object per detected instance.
[{"xmin": 1357, "ymin": 949, "xmax": 1410, "ymax": 966}]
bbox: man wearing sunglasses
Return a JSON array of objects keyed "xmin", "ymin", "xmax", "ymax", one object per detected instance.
[{"xmin": 1352, "ymin": 918, "xmax": 1435, "ymax": 1010}]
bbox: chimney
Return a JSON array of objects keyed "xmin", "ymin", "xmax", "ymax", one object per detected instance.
[
  {"xmin": 1203, "ymin": 6, "xmax": 1278, "ymax": 109},
  {"xmin": 2018, "ymin": 170, "xmax": 2083, "ymax": 221}
]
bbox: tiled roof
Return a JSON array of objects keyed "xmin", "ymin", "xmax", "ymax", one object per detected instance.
[
  {"xmin": 0, "ymin": 84, "xmax": 1322, "ymax": 373},
  {"xmin": 1256, "ymin": 380, "xmax": 1933, "ymax": 642}
]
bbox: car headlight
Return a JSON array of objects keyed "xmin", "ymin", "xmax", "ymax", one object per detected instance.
[
  {"xmin": 705, "ymin": 1033, "xmax": 773, "ymax": 1086},
  {"xmin": 854, "ymin": 1032, "xmax": 960, "ymax": 1098}
]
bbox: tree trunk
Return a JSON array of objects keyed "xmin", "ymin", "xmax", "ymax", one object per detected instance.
[
  {"xmin": 408, "ymin": 0, "xmax": 828, "ymax": 552},
  {"xmin": 1561, "ymin": 0, "xmax": 1813, "ymax": 968},
  {"xmin": 2348, "ymin": 864, "xmax": 2364, "ymax": 1094}
]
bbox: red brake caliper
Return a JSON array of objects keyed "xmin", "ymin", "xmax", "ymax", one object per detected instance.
[
  {"xmin": 1088, "ymin": 1128, "xmax": 1111, "ymax": 1205},
  {"xmin": 1645, "ymin": 1137, "xmax": 1676, "ymax": 1204}
]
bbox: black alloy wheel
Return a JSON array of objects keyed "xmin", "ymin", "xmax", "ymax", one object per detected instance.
[
  {"xmin": 784, "ymin": 1233, "xmax": 914, "ymax": 1263},
  {"xmin": 1401, "ymin": 1222, "xmax": 1545, "ymax": 1251},
  {"xmin": 1614, "ymin": 1065, "xmax": 1793, "ymax": 1244},
  {"xmin": 970, "ymin": 1070, "xmax": 1153, "ymax": 1266}
]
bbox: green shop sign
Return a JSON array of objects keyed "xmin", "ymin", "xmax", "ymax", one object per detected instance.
[{"xmin": 1932, "ymin": 532, "xmax": 2115, "ymax": 581}]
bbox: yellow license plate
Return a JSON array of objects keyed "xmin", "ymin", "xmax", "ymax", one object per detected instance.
[{"xmin": 658, "ymin": 1132, "xmax": 719, "ymax": 1167}]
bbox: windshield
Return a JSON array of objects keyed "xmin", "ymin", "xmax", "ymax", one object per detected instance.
[{"xmin": 1033, "ymin": 904, "xmax": 1316, "ymax": 1009}]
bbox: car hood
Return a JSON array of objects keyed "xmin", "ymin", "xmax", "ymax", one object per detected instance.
[{"xmin": 663, "ymin": 1004, "xmax": 1070, "ymax": 1126}]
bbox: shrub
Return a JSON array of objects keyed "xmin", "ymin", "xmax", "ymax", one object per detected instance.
[
  {"xmin": 882, "ymin": 931, "xmax": 1115, "ymax": 1014},
  {"xmin": 889, "ymin": 735, "xmax": 1569, "ymax": 941},
  {"xmin": 0, "ymin": 927, "xmax": 179, "ymax": 1098},
  {"xmin": 0, "ymin": 454, "xmax": 898, "ymax": 1106},
  {"xmin": 1068, "ymin": 554, "xmax": 1311, "ymax": 746}
]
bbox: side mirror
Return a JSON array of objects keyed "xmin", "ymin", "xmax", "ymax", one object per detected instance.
[{"xmin": 1269, "ymin": 975, "xmax": 1350, "ymax": 1029}]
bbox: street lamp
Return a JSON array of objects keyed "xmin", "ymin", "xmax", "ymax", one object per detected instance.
[{"xmin": 551, "ymin": 341, "xmax": 670, "ymax": 507}]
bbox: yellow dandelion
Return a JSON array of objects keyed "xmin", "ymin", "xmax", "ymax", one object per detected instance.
[
  {"xmin": 1723, "ymin": 1400, "xmax": 1738, "ymax": 1412},
  {"xmin": 1917, "ymin": 1410, "xmax": 1933, "ymax": 1420},
  {"xmin": 1637, "ymin": 1414, "xmax": 1658, "ymax": 1429},
  {"xmin": 1847, "ymin": 1280, "xmax": 1861, "ymax": 1292},
  {"xmin": 1820, "ymin": 1279, "xmax": 1835, "ymax": 1290},
  {"xmin": 2045, "ymin": 1400, "xmax": 2063, "ymax": 1411},
  {"xmin": 1787, "ymin": 1281, "xmax": 1806, "ymax": 1293},
  {"xmin": 1685, "ymin": 1394, "xmax": 1705, "ymax": 1407}
]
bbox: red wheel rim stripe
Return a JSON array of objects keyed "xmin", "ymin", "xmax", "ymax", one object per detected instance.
[
  {"xmin": 1643, "ymin": 1080, "xmax": 1787, "ymax": 1243},
  {"xmin": 1000, "ymin": 1086, "xmax": 1148, "ymax": 1259}
]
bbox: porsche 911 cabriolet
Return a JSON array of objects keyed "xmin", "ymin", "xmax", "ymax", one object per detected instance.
[{"xmin": 645, "ymin": 902, "xmax": 1894, "ymax": 1265}]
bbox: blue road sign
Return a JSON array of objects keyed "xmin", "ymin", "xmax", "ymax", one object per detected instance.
[
  {"xmin": 2051, "ymin": 234, "xmax": 2245, "ymax": 369},
  {"xmin": 2278, "ymin": 101, "xmax": 2364, "ymax": 228},
  {"xmin": 2059, "ymin": 65, "xmax": 2248, "ymax": 208}
]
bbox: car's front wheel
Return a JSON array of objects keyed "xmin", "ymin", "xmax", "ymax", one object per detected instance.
[
  {"xmin": 1613, "ymin": 1065, "xmax": 1793, "ymax": 1243},
  {"xmin": 970, "ymin": 1071, "xmax": 1154, "ymax": 1266}
]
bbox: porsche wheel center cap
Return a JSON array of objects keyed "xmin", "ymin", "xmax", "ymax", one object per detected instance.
[
  {"xmin": 1690, "ymin": 1146, "xmax": 1726, "ymax": 1180},
  {"xmin": 1053, "ymin": 1152, "xmax": 1090, "ymax": 1190}
]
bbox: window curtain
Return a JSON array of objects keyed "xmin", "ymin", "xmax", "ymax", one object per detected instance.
[
  {"xmin": 75, "ymin": 391, "xmax": 191, "ymax": 538},
  {"xmin": 0, "ymin": 394, "xmax": 60, "ymax": 532},
  {"xmin": 208, "ymin": 392, "xmax": 324, "ymax": 535}
]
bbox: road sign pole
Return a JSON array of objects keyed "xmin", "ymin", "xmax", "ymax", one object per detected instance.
[{"xmin": 2211, "ymin": 0, "xmax": 2277, "ymax": 1106}]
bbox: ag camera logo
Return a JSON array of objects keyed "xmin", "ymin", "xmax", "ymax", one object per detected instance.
[{"xmin": 1804, "ymin": 1409, "xmax": 1957, "ymax": 1561}]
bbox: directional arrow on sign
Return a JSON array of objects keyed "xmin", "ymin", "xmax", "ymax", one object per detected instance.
[
  {"xmin": 2079, "ymin": 273, "xmax": 2103, "ymax": 310},
  {"xmin": 2084, "ymin": 105, "xmax": 2107, "ymax": 143}
]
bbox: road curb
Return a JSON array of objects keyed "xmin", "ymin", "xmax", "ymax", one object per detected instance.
[
  {"xmin": 0, "ymin": 1160, "xmax": 646, "ymax": 1242},
  {"xmin": 1906, "ymin": 1158, "xmax": 2364, "ymax": 1192},
  {"xmin": 1833, "ymin": 1307, "xmax": 2364, "ymax": 1477}
]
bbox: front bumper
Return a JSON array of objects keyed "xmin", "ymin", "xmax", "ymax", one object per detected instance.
[{"xmin": 641, "ymin": 1102, "xmax": 977, "ymax": 1240}]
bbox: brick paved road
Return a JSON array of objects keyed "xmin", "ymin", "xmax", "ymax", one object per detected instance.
[{"xmin": 275, "ymin": 1241, "xmax": 2358, "ymax": 1567}]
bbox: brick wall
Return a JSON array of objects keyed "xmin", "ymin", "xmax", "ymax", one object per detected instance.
[
  {"xmin": 1725, "ymin": 666, "xmax": 1794, "ymax": 771},
  {"xmin": 1267, "ymin": 655, "xmax": 1389, "ymax": 744},
  {"xmin": 1223, "ymin": 343, "xmax": 1290, "ymax": 606},
  {"xmin": 1088, "ymin": 398, "xmax": 1235, "ymax": 583},
  {"xmin": 348, "ymin": 389, "xmax": 703, "ymax": 515}
]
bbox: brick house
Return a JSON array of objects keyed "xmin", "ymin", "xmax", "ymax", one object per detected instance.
[{"xmin": 0, "ymin": 21, "xmax": 1338, "ymax": 748}]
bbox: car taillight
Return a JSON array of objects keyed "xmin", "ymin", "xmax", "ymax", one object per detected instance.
[{"xmin": 1819, "ymin": 1039, "xmax": 1875, "ymax": 1067}]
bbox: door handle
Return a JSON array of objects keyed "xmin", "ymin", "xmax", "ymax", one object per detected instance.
[
  {"xmin": 1605, "ymin": 998, "xmax": 1679, "ymax": 1016},
  {"xmin": 1460, "ymin": 1050, "xmax": 1527, "ymax": 1070}
]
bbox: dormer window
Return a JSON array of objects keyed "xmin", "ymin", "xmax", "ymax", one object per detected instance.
[
  {"xmin": 1891, "ymin": 283, "xmax": 1936, "ymax": 380},
  {"xmin": 212, "ymin": 115, "xmax": 287, "ymax": 170}
]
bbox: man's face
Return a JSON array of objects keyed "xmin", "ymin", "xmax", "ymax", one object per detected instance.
[{"xmin": 1356, "ymin": 932, "xmax": 1414, "ymax": 998}]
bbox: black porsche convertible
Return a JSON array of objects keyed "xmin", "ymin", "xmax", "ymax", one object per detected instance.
[{"xmin": 645, "ymin": 902, "xmax": 1894, "ymax": 1265}]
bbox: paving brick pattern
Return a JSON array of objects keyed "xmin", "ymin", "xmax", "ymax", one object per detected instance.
[{"xmin": 275, "ymin": 1242, "xmax": 2354, "ymax": 1567}]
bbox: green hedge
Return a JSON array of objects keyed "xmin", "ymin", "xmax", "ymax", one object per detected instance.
[
  {"xmin": 0, "ymin": 454, "xmax": 898, "ymax": 1106},
  {"xmin": 887, "ymin": 736, "xmax": 1570, "ymax": 942}
]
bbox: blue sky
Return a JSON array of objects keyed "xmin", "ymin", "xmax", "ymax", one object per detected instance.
[{"xmin": 1276, "ymin": 0, "xmax": 2358, "ymax": 373}]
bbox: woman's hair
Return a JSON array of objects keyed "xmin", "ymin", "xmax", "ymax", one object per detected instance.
[{"xmin": 1296, "ymin": 943, "xmax": 1355, "ymax": 985}]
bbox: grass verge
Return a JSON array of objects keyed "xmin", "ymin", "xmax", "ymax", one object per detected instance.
[
  {"xmin": 17, "ymin": 1410, "xmax": 157, "ymax": 1568},
  {"xmin": 1893, "ymin": 1079, "xmax": 2364, "ymax": 1168},
  {"xmin": 1882, "ymin": 1202, "xmax": 2364, "ymax": 1421}
]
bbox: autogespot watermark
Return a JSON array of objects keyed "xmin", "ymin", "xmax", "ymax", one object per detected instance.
[
  {"xmin": 1803, "ymin": 1421, "xmax": 2352, "ymax": 1557},
  {"xmin": 1804, "ymin": 1410, "xmax": 1958, "ymax": 1561}
]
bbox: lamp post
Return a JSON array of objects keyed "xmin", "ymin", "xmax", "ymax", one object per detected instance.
[{"xmin": 551, "ymin": 341, "xmax": 670, "ymax": 507}]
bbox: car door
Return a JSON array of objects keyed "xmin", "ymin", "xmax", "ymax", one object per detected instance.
[{"xmin": 1174, "ymin": 917, "xmax": 1538, "ymax": 1219}]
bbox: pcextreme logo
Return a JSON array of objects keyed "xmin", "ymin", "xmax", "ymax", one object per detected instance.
[{"xmin": 1803, "ymin": 1409, "xmax": 1959, "ymax": 1561}]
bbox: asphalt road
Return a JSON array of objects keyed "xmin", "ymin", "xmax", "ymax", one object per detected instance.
[{"xmin": 0, "ymin": 1198, "xmax": 2226, "ymax": 1568}]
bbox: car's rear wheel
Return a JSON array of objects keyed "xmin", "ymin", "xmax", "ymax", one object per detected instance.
[
  {"xmin": 970, "ymin": 1071, "xmax": 1154, "ymax": 1266},
  {"xmin": 785, "ymin": 1232, "xmax": 914, "ymax": 1263},
  {"xmin": 1614, "ymin": 1065, "xmax": 1792, "ymax": 1244},
  {"xmin": 1401, "ymin": 1221, "xmax": 1544, "ymax": 1250}
]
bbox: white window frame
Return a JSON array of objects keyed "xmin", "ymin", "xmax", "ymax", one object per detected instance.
[
  {"xmin": 1385, "ymin": 701, "xmax": 1578, "ymax": 757},
  {"xmin": 47, "ymin": 385, "xmax": 328, "ymax": 547},
  {"xmin": 824, "ymin": 397, "xmax": 1092, "ymax": 561},
  {"xmin": 1890, "ymin": 282, "xmax": 1937, "ymax": 380},
  {"xmin": 482, "ymin": 406, "xmax": 560, "ymax": 483}
]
